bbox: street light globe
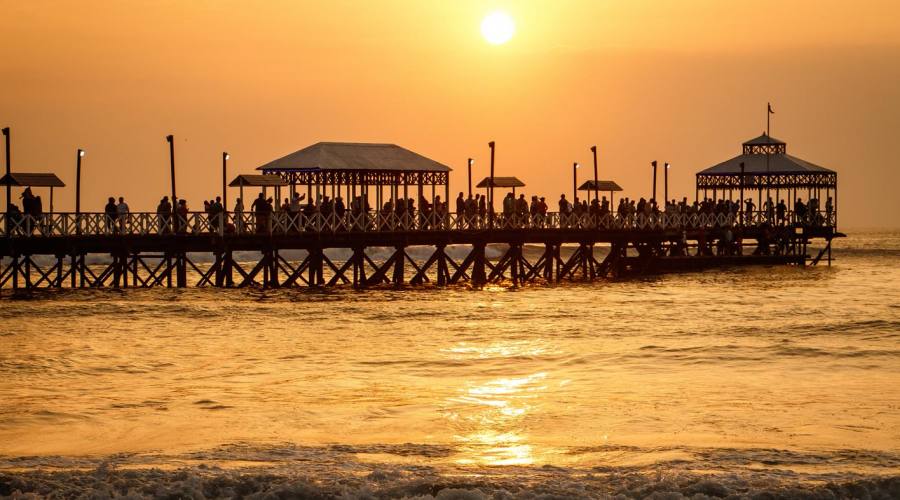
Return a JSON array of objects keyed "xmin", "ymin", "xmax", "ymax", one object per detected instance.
[
  {"xmin": 79, "ymin": 150, "xmax": 85, "ymax": 157},
  {"xmin": 665, "ymin": 162, "xmax": 670, "ymax": 169},
  {"xmin": 575, "ymin": 163, "xmax": 581, "ymax": 169},
  {"xmin": 225, "ymin": 153, "xmax": 231, "ymax": 160}
]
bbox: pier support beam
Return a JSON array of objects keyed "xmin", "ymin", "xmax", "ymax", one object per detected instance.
[
  {"xmin": 392, "ymin": 246, "xmax": 405, "ymax": 285},
  {"xmin": 471, "ymin": 243, "xmax": 487, "ymax": 287}
]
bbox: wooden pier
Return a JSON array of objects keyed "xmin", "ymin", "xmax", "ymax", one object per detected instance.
[
  {"xmin": 0, "ymin": 134, "xmax": 843, "ymax": 291},
  {"xmin": 0, "ymin": 212, "xmax": 839, "ymax": 291}
]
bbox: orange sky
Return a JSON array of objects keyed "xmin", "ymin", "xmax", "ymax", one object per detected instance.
[{"xmin": 1, "ymin": 0, "xmax": 899, "ymax": 227}]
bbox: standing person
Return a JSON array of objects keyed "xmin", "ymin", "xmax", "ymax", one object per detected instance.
[
  {"xmin": 825, "ymin": 196, "xmax": 834, "ymax": 225},
  {"xmin": 464, "ymin": 194, "xmax": 475, "ymax": 228},
  {"xmin": 176, "ymin": 199, "xmax": 189, "ymax": 234},
  {"xmin": 104, "ymin": 196, "xmax": 117, "ymax": 234},
  {"xmin": 795, "ymin": 198, "xmax": 807, "ymax": 225},
  {"xmin": 233, "ymin": 197, "xmax": 244, "ymax": 234},
  {"xmin": 289, "ymin": 192, "xmax": 304, "ymax": 214},
  {"xmin": 776, "ymin": 199, "xmax": 787, "ymax": 226},
  {"xmin": 558, "ymin": 194, "xmax": 569, "ymax": 214},
  {"xmin": 516, "ymin": 194, "xmax": 528, "ymax": 227},
  {"xmin": 477, "ymin": 194, "xmax": 486, "ymax": 227},
  {"xmin": 251, "ymin": 193, "xmax": 268, "ymax": 233},
  {"xmin": 538, "ymin": 197, "xmax": 548, "ymax": 227},
  {"xmin": 558, "ymin": 194, "xmax": 569, "ymax": 228},
  {"xmin": 157, "ymin": 196, "xmax": 171, "ymax": 234},
  {"xmin": 211, "ymin": 196, "xmax": 224, "ymax": 232},
  {"xmin": 116, "ymin": 196, "xmax": 130, "ymax": 234},
  {"xmin": 764, "ymin": 197, "xmax": 774, "ymax": 223},
  {"xmin": 744, "ymin": 198, "xmax": 755, "ymax": 226}
]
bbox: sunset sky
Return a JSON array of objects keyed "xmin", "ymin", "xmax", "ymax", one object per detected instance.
[{"xmin": 1, "ymin": 0, "xmax": 898, "ymax": 227}]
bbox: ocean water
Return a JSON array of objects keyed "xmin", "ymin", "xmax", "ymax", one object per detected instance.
[{"xmin": 1, "ymin": 231, "xmax": 899, "ymax": 498}]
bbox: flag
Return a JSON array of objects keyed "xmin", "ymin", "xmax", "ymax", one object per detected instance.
[{"xmin": 768, "ymin": 103, "xmax": 775, "ymax": 114}]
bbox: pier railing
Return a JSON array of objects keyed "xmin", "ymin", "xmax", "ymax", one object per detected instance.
[{"xmin": 0, "ymin": 210, "xmax": 835, "ymax": 238}]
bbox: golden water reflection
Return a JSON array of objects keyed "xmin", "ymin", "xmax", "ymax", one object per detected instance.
[{"xmin": 446, "ymin": 371, "xmax": 548, "ymax": 466}]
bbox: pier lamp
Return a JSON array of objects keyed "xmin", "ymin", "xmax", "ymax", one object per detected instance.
[
  {"xmin": 590, "ymin": 145, "xmax": 598, "ymax": 202},
  {"xmin": 76, "ymin": 149, "xmax": 85, "ymax": 216},
  {"xmin": 166, "ymin": 134, "xmax": 176, "ymax": 204},
  {"xmin": 467, "ymin": 158, "xmax": 474, "ymax": 198},
  {"xmin": 223, "ymin": 152, "xmax": 230, "ymax": 211},
  {"xmin": 651, "ymin": 160, "xmax": 658, "ymax": 202},
  {"xmin": 488, "ymin": 141, "xmax": 495, "ymax": 221},
  {"xmin": 2, "ymin": 127, "xmax": 9, "ymax": 211},
  {"xmin": 664, "ymin": 162, "xmax": 670, "ymax": 206},
  {"xmin": 573, "ymin": 162, "xmax": 580, "ymax": 201}
]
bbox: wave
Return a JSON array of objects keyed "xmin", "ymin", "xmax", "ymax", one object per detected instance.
[{"xmin": 1, "ymin": 454, "xmax": 898, "ymax": 499}]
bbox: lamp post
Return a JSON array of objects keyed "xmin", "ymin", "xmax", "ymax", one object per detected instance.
[
  {"xmin": 739, "ymin": 162, "xmax": 745, "ymax": 224},
  {"xmin": 222, "ymin": 152, "xmax": 229, "ymax": 211},
  {"xmin": 651, "ymin": 160, "xmax": 657, "ymax": 202},
  {"xmin": 166, "ymin": 135, "xmax": 176, "ymax": 205},
  {"xmin": 75, "ymin": 149, "xmax": 85, "ymax": 234},
  {"xmin": 467, "ymin": 158, "xmax": 474, "ymax": 198},
  {"xmin": 664, "ymin": 162, "xmax": 670, "ymax": 206},
  {"xmin": 76, "ymin": 149, "xmax": 85, "ymax": 215},
  {"xmin": 488, "ymin": 141, "xmax": 495, "ymax": 217},
  {"xmin": 590, "ymin": 145, "xmax": 598, "ymax": 202},
  {"xmin": 573, "ymin": 162, "xmax": 580, "ymax": 201},
  {"xmin": 2, "ymin": 127, "xmax": 9, "ymax": 211}
]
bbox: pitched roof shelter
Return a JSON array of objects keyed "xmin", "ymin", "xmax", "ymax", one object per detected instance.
[
  {"xmin": 228, "ymin": 174, "xmax": 288, "ymax": 187},
  {"xmin": 696, "ymin": 133, "xmax": 837, "ymax": 189},
  {"xmin": 0, "ymin": 173, "xmax": 66, "ymax": 212},
  {"xmin": 577, "ymin": 180, "xmax": 623, "ymax": 192},
  {"xmin": 0, "ymin": 173, "xmax": 65, "ymax": 187},
  {"xmin": 695, "ymin": 132, "xmax": 839, "ymax": 226},
  {"xmin": 475, "ymin": 176, "xmax": 525, "ymax": 189},
  {"xmin": 258, "ymin": 142, "xmax": 451, "ymax": 187},
  {"xmin": 256, "ymin": 142, "xmax": 453, "ymax": 208},
  {"xmin": 577, "ymin": 180, "xmax": 623, "ymax": 205}
]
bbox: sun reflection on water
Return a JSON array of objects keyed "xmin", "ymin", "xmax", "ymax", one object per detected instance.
[{"xmin": 445, "ymin": 370, "xmax": 548, "ymax": 466}]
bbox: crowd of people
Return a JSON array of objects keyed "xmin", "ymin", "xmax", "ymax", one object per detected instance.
[{"xmin": 4, "ymin": 187, "xmax": 835, "ymax": 236}]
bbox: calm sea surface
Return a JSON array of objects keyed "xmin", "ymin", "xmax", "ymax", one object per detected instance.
[{"xmin": 1, "ymin": 231, "xmax": 899, "ymax": 497}]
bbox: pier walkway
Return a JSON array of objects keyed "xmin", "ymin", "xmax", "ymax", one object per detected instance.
[{"xmin": 0, "ymin": 210, "xmax": 839, "ymax": 290}]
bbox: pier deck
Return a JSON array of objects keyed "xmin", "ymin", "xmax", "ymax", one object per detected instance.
[{"xmin": 0, "ymin": 211, "xmax": 840, "ymax": 290}]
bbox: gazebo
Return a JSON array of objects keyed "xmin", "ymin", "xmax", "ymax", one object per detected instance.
[
  {"xmin": 696, "ymin": 133, "xmax": 838, "ymax": 224},
  {"xmin": 0, "ymin": 172, "xmax": 66, "ymax": 212},
  {"xmin": 578, "ymin": 180, "xmax": 623, "ymax": 205},
  {"xmin": 476, "ymin": 176, "xmax": 525, "ymax": 197},
  {"xmin": 228, "ymin": 174, "xmax": 288, "ymax": 207},
  {"xmin": 257, "ymin": 142, "xmax": 451, "ymax": 211}
]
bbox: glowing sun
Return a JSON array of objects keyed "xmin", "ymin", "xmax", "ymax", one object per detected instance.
[{"xmin": 481, "ymin": 11, "xmax": 515, "ymax": 45}]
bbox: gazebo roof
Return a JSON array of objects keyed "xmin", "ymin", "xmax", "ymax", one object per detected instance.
[
  {"xmin": 578, "ymin": 180, "xmax": 623, "ymax": 192},
  {"xmin": 698, "ymin": 133, "xmax": 835, "ymax": 176},
  {"xmin": 0, "ymin": 173, "xmax": 65, "ymax": 187},
  {"xmin": 698, "ymin": 154, "xmax": 835, "ymax": 175},
  {"xmin": 229, "ymin": 174, "xmax": 288, "ymax": 187},
  {"xmin": 257, "ymin": 142, "xmax": 452, "ymax": 173},
  {"xmin": 476, "ymin": 176, "xmax": 525, "ymax": 188}
]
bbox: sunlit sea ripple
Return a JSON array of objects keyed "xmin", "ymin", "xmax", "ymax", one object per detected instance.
[{"xmin": 1, "ymin": 231, "xmax": 899, "ymax": 497}]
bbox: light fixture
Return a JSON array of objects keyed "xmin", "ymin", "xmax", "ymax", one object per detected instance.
[
  {"xmin": 225, "ymin": 153, "xmax": 230, "ymax": 160},
  {"xmin": 79, "ymin": 150, "xmax": 85, "ymax": 157}
]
